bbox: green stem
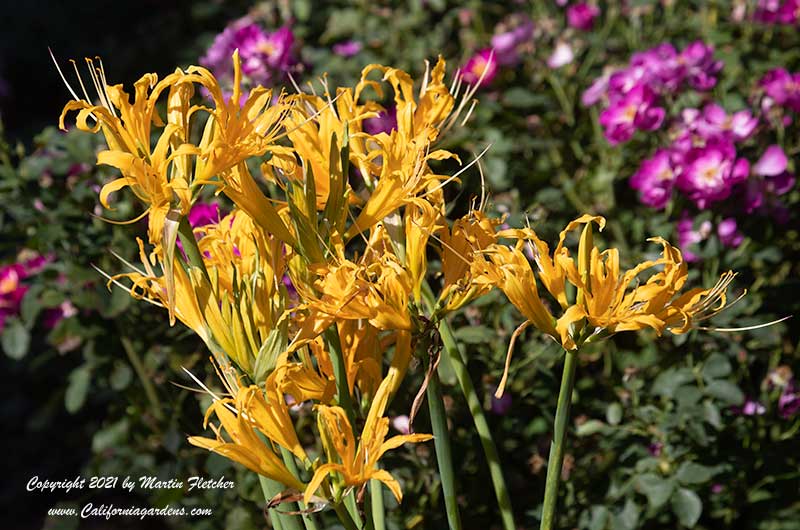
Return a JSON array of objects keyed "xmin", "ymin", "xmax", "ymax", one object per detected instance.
[
  {"xmin": 323, "ymin": 326, "xmax": 364, "ymax": 528},
  {"xmin": 279, "ymin": 447, "xmax": 319, "ymax": 530},
  {"xmin": 119, "ymin": 334, "xmax": 164, "ymax": 423},
  {"xmin": 438, "ymin": 322, "xmax": 516, "ymax": 530},
  {"xmin": 540, "ymin": 349, "xmax": 579, "ymax": 530},
  {"xmin": 364, "ymin": 483, "xmax": 375, "ymax": 530},
  {"xmin": 546, "ymin": 73, "xmax": 574, "ymax": 126},
  {"xmin": 324, "ymin": 326, "xmax": 354, "ymax": 424},
  {"xmin": 369, "ymin": 479, "xmax": 385, "ymax": 530},
  {"xmin": 259, "ymin": 476, "xmax": 303, "ymax": 530},
  {"xmin": 426, "ymin": 369, "xmax": 463, "ymax": 530},
  {"xmin": 421, "ymin": 283, "xmax": 515, "ymax": 530},
  {"xmin": 177, "ymin": 216, "xmax": 210, "ymax": 281},
  {"xmin": 333, "ymin": 501, "xmax": 361, "ymax": 530},
  {"xmin": 344, "ymin": 492, "xmax": 364, "ymax": 529}
]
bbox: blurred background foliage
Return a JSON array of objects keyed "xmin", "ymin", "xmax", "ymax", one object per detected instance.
[{"xmin": 1, "ymin": 1, "xmax": 798, "ymax": 529}]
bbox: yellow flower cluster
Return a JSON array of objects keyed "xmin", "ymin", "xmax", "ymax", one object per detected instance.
[
  {"xmin": 60, "ymin": 52, "xmax": 738, "ymax": 511},
  {"xmin": 479, "ymin": 215, "xmax": 737, "ymax": 397}
]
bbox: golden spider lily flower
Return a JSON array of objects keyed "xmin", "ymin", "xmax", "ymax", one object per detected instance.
[
  {"xmin": 215, "ymin": 162, "xmax": 297, "ymax": 249},
  {"xmin": 198, "ymin": 210, "xmax": 286, "ymax": 299},
  {"xmin": 365, "ymin": 57, "xmax": 455, "ymax": 143},
  {"xmin": 110, "ymin": 238, "xmax": 211, "ymax": 345},
  {"xmin": 187, "ymin": 51, "xmax": 293, "ymax": 183},
  {"xmin": 303, "ymin": 374, "xmax": 433, "ymax": 504},
  {"xmin": 404, "ymin": 199, "xmax": 445, "ymax": 302},
  {"xmin": 154, "ymin": 51, "xmax": 296, "ymax": 248},
  {"xmin": 271, "ymin": 341, "xmax": 337, "ymax": 405},
  {"xmin": 59, "ymin": 61, "xmax": 200, "ymax": 253},
  {"xmin": 437, "ymin": 210, "xmax": 504, "ymax": 314},
  {"xmin": 274, "ymin": 85, "xmax": 381, "ymax": 210},
  {"xmin": 188, "ymin": 383, "xmax": 304, "ymax": 490},
  {"xmin": 344, "ymin": 58, "xmax": 463, "ymax": 240},
  {"xmin": 273, "ymin": 322, "xmax": 383, "ymax": 404},
  {"xmin": 293, "ymin": 253, "xmax": 415, "ymax": 345},
  {"xmin": 242, "ymin": 380, "xmax": 307, "ymax": 461},
  {"xmin": 336, "ymin": 320, "xmax": 383, "ymax": 397},
  {"xmin": 485, "ymin": 215, "xmax": 739, "ymax": 397},
  {"xmin": 110, "ymin": 231, "xmax": 276, "ymax": 374},
  {"xmin": 343, "ymin": 133, "xmax": 457, "ymax": 241}
]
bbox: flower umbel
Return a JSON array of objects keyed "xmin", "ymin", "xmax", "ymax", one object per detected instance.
[
  {"xmin": 483, "ymin": 215, "xmax": 740, "ymax": 396},
  {"xmin": 304, "ymin": 375, "xmax": 433, "ymax": 504}
]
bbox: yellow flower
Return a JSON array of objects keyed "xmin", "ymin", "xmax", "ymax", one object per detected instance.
[
  {"xmin": 303, "ymin": 375, "xmax": 432, "ymax": 504},
  {"xmin": 437, "ymin": 210, "xmax": 504, "ymax": 313},
  {"xmin": 188, "ymin": 383, "xmax": 304, "ymax": 490},
  {"xmin": 271, "ymin": 340, "xmax": 337, "ymax": 405},
  {"xmin": 336, "ymin": 320, "xmax": 384, "ymax": 398},
  {"xmin": 344, "ymin": 58, "xmax": 462, "ymax": 240},
  {"xmin": 404, "ymin": 198, "xmax": 444, "ymax": 302},
  {"xmin": 294, "ymin": 252, "xmax": 415, "ymax": 341},
  {"xmin": 275, "ymin": 85, "xmax": 381, "ymax": 210},
  {"xmin": 109, "ymin": 220, "xmax": 289, "ymax": 375},
  {"xmin": 59, "ymin": 61, "xmax": 200, "ymax": 252},
  {"xmin": 109, "ymin": 238, "xmax": 210, "ymax": 342},
  {"xmin": 185, "ymin": 52, "xmax": 296, "ymax": 247},
  {"xmin": 187, "ymin": 50, "xmax": 292, "ymax": 183},
  {"xmin": 485, "ymin": 215, "xmax": 738, "ymax": 396}
]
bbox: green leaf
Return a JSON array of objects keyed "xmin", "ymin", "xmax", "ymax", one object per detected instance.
[
  {"xmin": 611, "ymin": 499, "xmax": 640, "ymax": 530},
  {"xmin": 636, "ymin": 474, "xmax": 675, "ymax": 508},
  {"xmin": 501, "ymin": 88, "xmax": 549, "ymax": 108},
  {"xmin": 576, "ymin": 419, "xmax": 607, "ymax": 437},
  {"xmin": 676, "ymin": 462, "xmax": 717, "ymax": 485},
  {"xmin": 453, "ymin": 326, "xmax": 490, "ymax": 344},
  {"xmin": 702, "ymin": 401, "xmax": 722, "ymax": 430},
  {"xmin": 20, "ymin": 284, "xmax": 44, "ymax": 326},
  {"xmin": 653, "ymin": 368, "xmax": 695, "ymax": 399},
  {"xmin": 321, "ymin": 9, "xmax": 362, "ymax": 41},
  {"xmin": 705, "ymin": 380, "xmax": 744, "ymax": 406},
  {"xmin": 606, "ymin": 402, "xmax": 623, "ymax": 425},
  {"xmin": 2, "ymin": 317, "xmax": 30, "ymax": 360},
  {"xmin": 40, "ymin": 289, "xmax": 65, "ymax": 308},
  {"xmin": 92, "ymin": 418, "xmax": 130, "ymax": 453},
  {"xmin": 686, "ymin": 420, "xmax": 709, "ymax": 447},
  {"xmin": 100, "ymin": 285, "xmax": 132, "ymax": 318},
  {"xmin": 65, "ymin": 364, "xmax": 91, "ymax": 413},
  {"xmin": 110, "ymin": 362, "xmax": 133, "ymax": 391},
  {"xmin": 584, "ymin": 505, "xmax": 609, "ymax": 530},
  {"xmin": 747, "ymin": 489, "xmax": 772, "ymax": 503},
  {"xmin": 676, "ymin": 386, "xmax": 703, "ymax": 409},
  {"xmin": 702, "ymin": 353, "xmax": 731, "ymax": 380},
  {"xmin": 671, "ymin": 488, "xmax": 702, "ymax": 527},
  {"xmin": 292, "ymin": 0, "xmax": 311, "ymax": 21},
  {"xmin": 253, "ymin": 321, "xmax": 288, "ymax": 383}
]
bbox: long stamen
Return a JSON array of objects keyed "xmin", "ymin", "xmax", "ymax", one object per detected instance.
[
  {"xmin": 696, "ymin": 315, "xmax": 792, "ymax": 332},
  {"xmin": 420, "ymin": 60, "xmax": 431, "ymax": 98},
  {"xmin": 95, "ymin": 57, "xmax": 118, "ymax": 118},
  {"xmin": 687, "ymin": 272, "xmax": 737, "ymax": 317},
  {"xmin": 423, "ymin": 143, "xmax": 492, "ymax": 197},
  {"xmin": 181, "ymin": 366, "xmax": 239, "ymax": 415},
  {"xmin": 69, "ymin": 59, "xmax": 93, "ymax": 103},
  {"xmin": 49, "ymin": 48, "xmax": 83, "ymax": 102},
  {"xmin": 441, "ymin": 50, "xmax": 493, "ymax": 134},
  {"xmin": 449, "ymin": 68, "xmax": 463, "ymax": 97},
  {"xmin": 84, "ymin": 59, "xmax": 105, "ymax": 107},
  {"xmin": 109, "ymin": 249, "xmax": 148, "ymax": 277},
  {"xmin": 91, "ymin": 264, "xmax": 165, "ymax": 308},
  {"xmin": 476, "ymin": 153, "xmax": 488, "ymax": 213},
  {"xmin": 693, "ymin": 289, "xmax": 747, "ymax": 322}
]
